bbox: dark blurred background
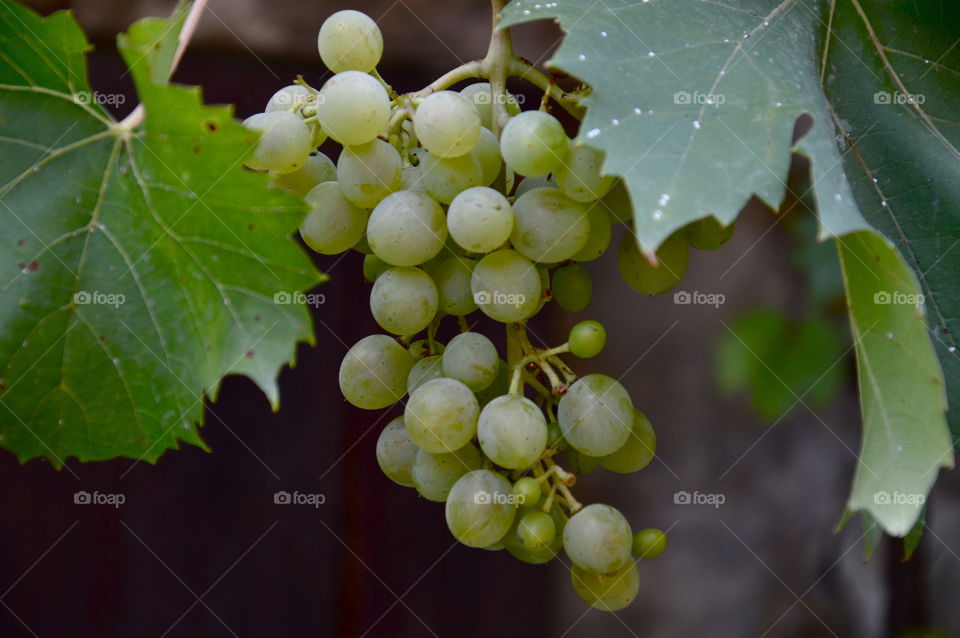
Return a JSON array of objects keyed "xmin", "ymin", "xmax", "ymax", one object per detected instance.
[{"xmin": 2, "ymin": 1, "xmax": 959, "ymax": 636}]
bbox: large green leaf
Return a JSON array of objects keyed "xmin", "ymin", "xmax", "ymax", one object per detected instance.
[
  {"xmin": 838, "ymin": 232, "xmax": 951, "ymax": 536},
  {"xmin": 821, "ymin": 0, "xmax": 960, "ymax": 447},
  {"xmin": 501, "ymin": 0, "xmax": 955, "ymax": 535},
  {"xmin": 0, "ymin": 1, "xmax": 322, "ymax": 465}
]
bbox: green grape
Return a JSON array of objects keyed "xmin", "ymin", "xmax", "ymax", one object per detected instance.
[
  {"xmin": 459, "ymin": 82, "xmax": 520, "ymax": 130},
  {"xmin": 558, "ymin": 374, "xmax": 632, "ymax": 456},
  {"xmin": 442, "ymin": 332, "xmax": 499, "ymax": 392},
  {"xmin": 686, "ymin": 216, "xmax": 735, "ymax": 250},
  {"xmin": 412, "ymin": 444, "xmax": 482, "ymax": 502},
  {"xmin": 477, "ymin": 394, "xmax": 548, "ymax": 470},
  {"xmin": 432, "ymin": 257, "xmax": 478, "ymax": 316},
  {"xmin": 367, "ymin": 190, "xmax": 447, "ymax": 266},
  {"xmin": 317, "ymin": 9, "xmax": 383, "ymax": 73},
  {"xmin": 552, "ymin": 264, "xmax": 592, "ymax": 312},
  {"xmin": 471, "ymin": 249, "xmax": 542, "ymax": 322},
  {"xmin": 555, "ymin": 143, "xmax": 615, "ymax": 202},
  {"xmin": 399, "ymin": 165, "xmax": 425, "ymax": 191},
  {"xmin": 316, "ymin": 71, "xmax": 389, "ymax": 146},
  {"xmin": 571, "ymin": 562, "xmax": 639, "ymax": 611},
  {"xmin": 309, "ymin": 121, "xmax": 328, "ymax": 148},
  {"xmin": 504, "ymin": 504, "xmax": 565, "ymax": 564},
  {"xmin": 242, "ymin": 111, "xmax": 312, "ymax": 173},
  {"xmin": 470, "ymin": 127, "xmax": 503, "ymax": 186},
  {"xmin": 500, "ymin": 111, "xmax": 568, "ymax": 177},
  {"xmin": 363, "ymin": 254, "xmax": 390, "ymax": 283},
  {"xmin": 591, "ymin": 179, "xmax": 633, "ymax": 224},
  {"xmin": 339, "ymin": 334, "xmax": 414, "ymax": 409},
  {"xmin": 513, "ymin": 477, "xmax": 542, "ymax": 508},
  {"xmin": 568, "ymin": 320, "xmax": 606, "ymax": 358},
  {"xmin": 353, "ymin": 232, "xmax": 373, "ymax": 254},
  {"xmin": 474, "ymin": 359, "xmax": 509, "ymax": 408},
  {"xmin": 514, "ymin": 175, "xmax": 554, "ymax": 198},
  {"xmin": 370, "ymin": 266, "xmax": 438, "ymax": 336},
  {"xmin": 300, "ymin": 182, "xmax": 368, "ymax": 255},
  {"xmin": 265, "ymin": 84, "xmax": 312, "ymax": 113},
  {"xmin": 511, "ymin": 188, "xmax": 590, "ymax": 263},
  {"xmin": 445, "ymin": 469, "xmax": 516, "ymax": 547},
  {"xmin": 571, "ymin": 202, "xmax": 613, "ymax": 261},
  {"xmin": 563, "ymin": 503, "xmax": 633, "ymax": 573},
  {"xmin": 536, "ymin": 266, "xmax": 552, "ymax": 313},
  {"xmin": 413, "ymin": 91, "xmax": 481, "ymax": 158},
  {"xmin": 407, "ymin": 355, "xmax": 444, "ymax": 394},
  {"xmin": 270, "ymin": 152, "xmax": 336, "ymax": 197},
  {"xmin": 337, "ymin": 139, "xmax": 402, "ymax": 208},
  {"xmin": 600, "ymin": 409, "xmax": 656, "ymax": 474},
  {"xmin": 546, "ymin": 421, "xmax": 568, "ymax": 451},
  {"xmin": 375, "ymin": 416, "xmax": 418, "ymax": 487},
  {"xmin": 518, "ymin": 510, "xmax": 556, "ymax": 550},
  {"xmin": 566, "ymin": 448, "xmax": 601, "ymax": 474},
  {"xmin": 618, "ymin": 231, "xmax": 689, "ymax": 295},
  {"xmin": 405, "ymin": 378, "xmax": 479, "ymax": 453},
  {"xmin": 633, "ymin": 528, "xmax": 667, "ymax": 559},
  {"xmin": 407, "ymin": 338, "xmax": 444, "ymax": 360},
  {"xmin": 418, "ymin": 151, "xmax": 484, "ymax": 205},
  {"xmin": 448, "ymin": 186, "xmax": 514, "ymax": 253}
]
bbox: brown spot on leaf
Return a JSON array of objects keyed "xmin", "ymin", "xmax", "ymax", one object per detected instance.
[
  {"xmin": 245, "ymin": 350, "xmax": 255, "ymax": 358},
  {"xmin": 204, "ymin": 120, "xmax": 218, "ymax": 132}
]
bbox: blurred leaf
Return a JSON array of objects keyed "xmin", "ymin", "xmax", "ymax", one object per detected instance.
[{"xmin": 902, "ymin": 506, "xmax": 926, "ymax": 561}]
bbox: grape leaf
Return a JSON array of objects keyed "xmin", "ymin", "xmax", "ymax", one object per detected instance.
[
  {"xmin": 838, "ymin": 232, "xmax": 951, "ymax": 536},
  {"xmin": 501, "ymin": 0, "xmax": 955, "ymax": 536},
  {"xmin": 0, "ymin": 1, "xmax": 322, "ymax": 465}
]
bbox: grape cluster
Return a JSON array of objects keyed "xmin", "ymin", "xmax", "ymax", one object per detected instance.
[{"xmin": 240, "ymin": 8, "xmax": 735, "ymax": 611}]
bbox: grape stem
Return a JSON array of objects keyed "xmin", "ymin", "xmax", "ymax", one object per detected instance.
[{"xmin": 118, "ymin": 0, "xmax": 209, "ymax": 130}]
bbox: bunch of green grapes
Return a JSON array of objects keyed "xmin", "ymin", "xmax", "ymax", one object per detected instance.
[{"xmin": 236, "ymin": 8, "xmax": 728, "ymax": 611}]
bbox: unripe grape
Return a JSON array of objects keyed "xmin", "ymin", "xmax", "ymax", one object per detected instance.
[
  {"xmin": 442, "ymin": 332, "xmax": 499, "ymax": 392},
  {"xmin": 448, "ymin": 186, "xmax": 514, "ymax": 254},
  {"xmin": 339, "ymin": 335, "xmax": 414, "ymax": 409},
  {"xmin": 568, "ymin": 320, "xmax": 606, "ymax": 358},
  {"xmin": 412, "ymin": 444, "xmax": 482, "ymax": 502},
  {"xmin": 432, "ymin": 257, "xmax": 478, "ymax": 316},
  {"xmin": 477, "ymin": 394, "xmax": 547, "ymax": 470},
  {"xmin": 300, "ymin": 182, "xmax": 368, "ymax": 255},
  {"xmin": 546, "ymin": 421, "xmax": 568, "ymax": 451},
  {"xmin": 316, "ymin": 71, "xmax": 390, "ymax": 146},
  {"xmin": 518, "ymin": 510, "xmax": 556, "ymax": 550},
  {"xmin": 571, "ymin": 202, "xmax": 613, "ymax": 261},
  {"xmin": 370, "ymin": 267, "xmax": 438, "ymax": 336},
  {"xmin": 511, "ymin": 188, "xmax": 590, "ymax": 263},
  {"xmin": 337, "ymin": 139, "xmax": 402, "ymax": 208},
  {"xmin": 558, "ymin": 374, "xmax": 632, "ymax": 456},
  {"xmin": 407, "ymin": 355, "xmax": 444, "ymax": 394},
  {"xmin": 566, "ymin": 448, "xmax": 601, "ymax": 474},
  {"xmin": 367, "ymin": 190, "xmax": 447, "ymax": 266},
  {"xmin": 618, "ymin": 231, "xmax": 689, "ymax": 295},
  {"xmin": 552, "ymin": 264, "xmax": 592, "ymax": 312},
  {"xmin": 405, "ymin": 378, "xmax": 479, "ymax": 453},
  {"xmin": 599, "ymin": 409, "xmax": 656, "ymax": 473},
  {"xmin": 563, "ymin": 503, "xmax": 633, "ymax": 573},
  {"xmin": 445, "ymin": 469, "xmax": 516, "ymax": 546},
  {"xmin": 471, "ymin": 249, "xmax": 542, "ymax": 322},
  {"xmin": 270, "ymin": 152, "xmax": 336, "ymax": 197},
  {"xmin": 555, "ymin": 143, "xmax": 614, "ymax": 202},
  {"xmin": 500, "ymin": 111, "xmax": 568, "ymax": 177},
  {"xmin": 686, "ymin": 216, "xmax": 735, "ymax": 250},
  {"xmin": 514, "ymin": 175, "xmax": 554, "ymax": 198},
  {"xmin": 413, "ymin": 91, "xmax": 481, "ymax": 158},
  {"xmin": 633, "ymin": 528, "xmax": 667, "ymax": 559},
  {"xmin": 375, "ymin": 416, "xmax": 418, "ymax": 486},
  {"xmin": 504, "ymin": 504, "xmax": 565, "ymax": 564},
  {"xmin": 570, "ymin": 562, "xmax": 639, "ymax": 611},
  {"xmin": 363, "ymin": 254, "xmax": 390, "ymax": 282},
  {"xmin": 513, "ymin": 477, "xmax": 542, "ymax": 508},
  {"xmin": 317, "ymin": 10, "xmax": 383, "ymax": 73},
  {"xmin": 242, "ymin": 111, "xmax": 312, "ymax": 173}
]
